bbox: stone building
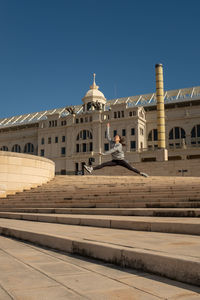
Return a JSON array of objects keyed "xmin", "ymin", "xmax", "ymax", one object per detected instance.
[{"xmin": 0, "ymin": 73, "xmax": 200, "ymax": 175}]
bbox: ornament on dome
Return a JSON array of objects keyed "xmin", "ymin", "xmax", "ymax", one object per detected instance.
[{"xmin": 90, "ymin": 73, "xmax": 99, "ymax": 90}]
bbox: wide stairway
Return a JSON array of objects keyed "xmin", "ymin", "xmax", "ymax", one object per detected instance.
[{"xmin": 0, "ymin": 175, "xmax": 200, "ymax": 288}]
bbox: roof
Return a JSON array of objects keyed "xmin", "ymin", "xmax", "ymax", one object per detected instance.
[{"xmin": 0, "ymin": 86, "xmax": 200, "ymax": 129}]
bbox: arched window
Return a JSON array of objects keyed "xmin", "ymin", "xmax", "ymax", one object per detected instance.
[
  {"xmin": 169, "ymin": 127, "xmax": 185, "ymax": 140},
  {"xmin": 191, "ymin": 124, "xmax": 200, "ymax": 145},
  {"xmin": 12, "ymin": 144, "xmax": 21, "ymax": 153},
  {"xmin": 168, "ymin": 127, "xmax": 186, "ymax": 149},
  {"xmin": 24, "ymin": 143, "xmax": 34, "ymax": 153},
  {"xmin": 148, "ymin": 129, "xmax": 158, "ymax": 141},
  {"xmin": 76, "ymin": 130, "xmax": 93, "ymax": 153},
  {"xmin": 147, "ymin": 129, "xmax": 158, "ymax": 150},
  {"xmin": 0, "ymin": 146, "xmax": 8, "ymax": 151}
]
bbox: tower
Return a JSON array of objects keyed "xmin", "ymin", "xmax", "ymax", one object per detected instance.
[
  {"xmin": 82, "ymin": 74, "xmax": 106, "ymax": 112},
  {"xmin": 155, "ymin": 64, "xmax": 168, "ymax": 161}
]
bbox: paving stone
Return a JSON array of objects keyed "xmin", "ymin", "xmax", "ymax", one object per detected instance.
[
  {"xmin": 11, "ymin": 286, "xmax": 84, "ymax": 300},
  {"xmin": 0, "ymin": 287, "xmax": 12, "ymax": 300}
]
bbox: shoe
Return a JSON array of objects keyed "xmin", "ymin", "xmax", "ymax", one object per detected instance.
[
  {"xmin": 140, "ymin": 172, "xmax": 149, "ymax": 178},
  {"xmin": 84, "ymin": 165, "xmax": 93, "ymax": 174}
]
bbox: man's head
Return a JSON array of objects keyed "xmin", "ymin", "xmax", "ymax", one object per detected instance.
[{"xmin": 114, "ymin": 134, "xmax": 120, "ymax": 143}]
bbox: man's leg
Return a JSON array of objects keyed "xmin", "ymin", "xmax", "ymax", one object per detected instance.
[
  {"xmin": 116, "ymin": 160, "xmax": 141, "ymax": 174},
  {"xmin": 93, "ymin": 160, "xmax": 117, "ymax": 170}
]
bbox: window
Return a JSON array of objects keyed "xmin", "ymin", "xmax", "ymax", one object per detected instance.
[
  {"xmin": 80, "ymin": 118, "xmax": 83, "ymax": 123},
  {"xmin": 168, "ymin": 127, "xmax": 186, "ymax": 148},
  {"xmin": 48, "ymin": 137, "xmax": 51, "ymax": 144},
  {"xmin": 147, "ymin": 129, "xmax": 158, "ymax": 150},
  {"xmin": 105, "ymin": 131, "xmax": 107, "ymax": 138},
  {"xmin": 61, "ymin": 147, "xmax": 66, "ymax": 156},
  {"xmin": 104, "ymin": 143, "xmax": 109, "ymax": 151},
  {"xmin": 153, "ymin": 129, "xmax": 158, "ymax": 141},
  {"xmin": 49, "ymin": 120, "xmax": 57, "ymax": 127},
  {"xmin": 24, "ymin": 143, "xmax": 34, "ymax": 153},
  {"xmin": 169, "ymin": 127, "xmax": 186, "ymax": 140},
  {"xmin": 148, "ymin": 129, "xmax": 158, "ymax": 141},
  {"xmin": 191, "ymin": 124, "xmax": 200, "ymax": 146},
  {"xmin": 122, "ymin": 129, "xmax": 126, "ymax": 136},
  {"xmin": 83, "ymin": 143, "xmax": 87, "ymax": 152},
  {"xmin": 129, "ymin": 111, "xmax": 136, "ymax": 117},
  {"xmin": 0, "ymin": 146, "xmax": 8, "ymax": 151},
  {"xmin": 118, "ymin": 111, "xmax": 120, "ymax": 118},
  {"xmin": 131, "ymin": 128, "xmax": 135, "ymax": 135},
  {"xmin": 61, "ymin": 120, "xmax": 67, "ymax": 126},
  {"xmin": 130, "ymin": 141, "xmax": 136, "ymax": 150},
  {"xmin": 83, "ymin": 130, "xmax": 87, "ymax": 140},
  {"xmin": 40, "ymin": 149, "xmax": 44, "ymax": 156},
  {"xmin": 12, "ymin": 144, "xmax": 21, "ymax": 153},
  {"xmin": 114, "ymin": 112, "xmax": 117, "ymax": 119},
  {"xmin": 76, "ymin": 130, "xmax": 93, "ymax": 153},
  {"xmin": 55, "ymin": 137, "xmax": 58, "ymax": 143},
  {"xmin": 85, "ymin": 117, "xmax": 88, "ymax": 122},
  {"xmin": 89, "ymin": 116, "xmax": 92, "ymax": 122},
  {"xmin": 76, "ymin": 144, "xmax": 79, "ymax": 153},
  {"xmin": 121, "ymin": 111, "xmax": 124, "ymax": 117},
  {"xmin": 62, "ymin": 136, "xmax": 66, "ymax": 142},
  {"xmin": 113, "ymin": 130, "xmax": 117, "ymax": 137},
  {"xmin": 41, "ymin": 138, "xmax": 45, "ymax": 145},
  {"xmin": 76, "ymin": 119, "xmax": 79, "ymax": 124}
]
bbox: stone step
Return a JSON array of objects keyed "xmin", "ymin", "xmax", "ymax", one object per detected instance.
[
  {"xmin": 5, "ymin": 193, "xmax": 200, "ymax": 200},
  {"xmin": 0, "ymin": 212, "xmax": 200, "ymax": 235},
  {"xmin": 0, "ymin": 201, "xmax": 200, "ymax": 211},
  {"xmin": 0, "ymin": 207, "xmax": 200, "ymax": 217},
  {"xmin": 1, "ymin": 197, "xmax": 200, "ymax": 205},
  {"xmin": 0, "ymin": 218, "xmax": 199, "ymax": 286},
  {"xmin": 1, "ymin": 236, "xmax": 199, "ymax": 300}
]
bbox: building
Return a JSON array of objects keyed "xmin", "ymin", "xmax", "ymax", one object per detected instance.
[{"xmin": 0, "ymin": 73, "xmax": 200, "ymax": 175}]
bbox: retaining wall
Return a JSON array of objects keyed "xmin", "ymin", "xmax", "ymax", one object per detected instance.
[{"xmin": 0, "ymin": 151, "xmax": 55, "ymax": 197}]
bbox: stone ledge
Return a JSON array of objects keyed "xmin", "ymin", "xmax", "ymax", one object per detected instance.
[{"xmin": 0, "ymin": 223, "xmax": 199, "ymax": 286}]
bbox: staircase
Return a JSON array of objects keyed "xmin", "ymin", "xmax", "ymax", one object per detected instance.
[{"xmin": 0, "ymin": 175, "xmax": 200, "ymax": 287}]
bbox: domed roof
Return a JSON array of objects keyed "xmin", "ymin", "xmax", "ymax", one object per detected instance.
[
  {"xmin": 83, "ymin": 74, "xmax": 106, "ymax": 100},
  {"xmin": 84, "ymin": 88, "xmax": 105, "ymax": 99}
]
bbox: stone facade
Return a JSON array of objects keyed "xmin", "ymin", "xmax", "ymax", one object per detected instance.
[{"xmin": 0, "ymin": 76, "xmax": 200, "ymax": 175}]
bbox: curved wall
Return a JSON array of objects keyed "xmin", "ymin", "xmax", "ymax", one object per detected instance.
[{"xmin": 0, "ymin": 151, "xmax": 55, "ymax": 197}]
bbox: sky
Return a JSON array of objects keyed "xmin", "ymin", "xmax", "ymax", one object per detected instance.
[{"xmin": 0, "ymin": 0, "xmax": 200, "ymax": 118}]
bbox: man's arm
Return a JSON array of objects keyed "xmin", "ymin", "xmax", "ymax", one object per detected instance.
[{"xmin": 106, "ymin": 123, "xmax": 112, "ymax": 142}]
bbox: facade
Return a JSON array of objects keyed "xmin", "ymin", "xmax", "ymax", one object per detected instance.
[{"xmin": 0, "ymin": 74, "xmax": 200, "ymax": 175}]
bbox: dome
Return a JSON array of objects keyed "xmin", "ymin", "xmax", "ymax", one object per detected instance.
[
  {"xmin": 82, "ymin": 73, "xmax": 106, "ymax": 103},
  {"xmin": 84, "ymin": 88, "xmax": 105, "ymax": 99}
]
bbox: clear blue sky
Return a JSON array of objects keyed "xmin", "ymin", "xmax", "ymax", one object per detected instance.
[{"xmin": 0, "ymin": 0, "xmax": 199, "ymax": 117}]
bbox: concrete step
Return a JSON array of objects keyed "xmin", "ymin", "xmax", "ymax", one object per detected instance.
[
  {"xmin": 0, "ymin": 212, "xmax": 200, "ymax": 235},
  {"xmin": 4, "ymin": 194, "xmax": 200, "ymax": 201},
  {"xmin": 0, "ymin": 202, "xmax": 200, "ymax": 211},
  {"xmin": 1, "ymin": 197, "xmax": 200, "ymax": 205},
  {"xmin": 0, "ymin": 218, "xmax": 199, "ymax": 286},
  {"xmin": 0, "ymin": 207, "xmax": 200, "ymax": 217},
  {"xmin": 1, "ymin": 236, "xmax": 199, "ymax": 300}
]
